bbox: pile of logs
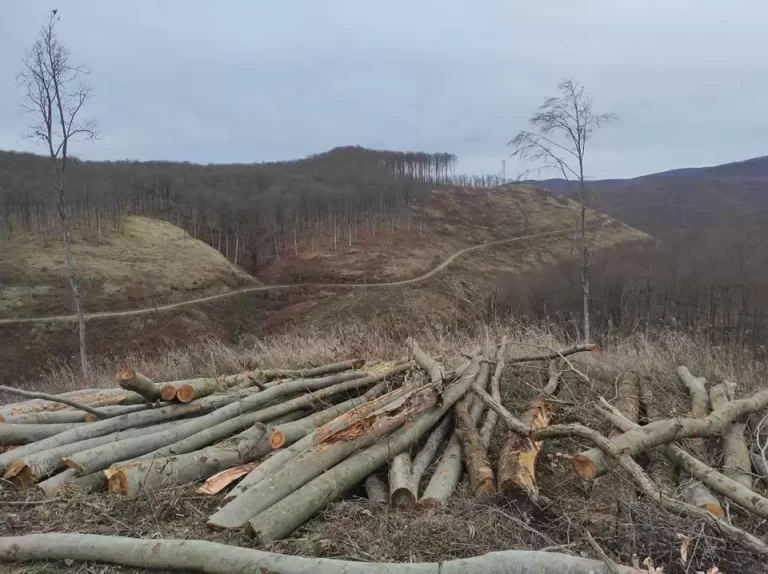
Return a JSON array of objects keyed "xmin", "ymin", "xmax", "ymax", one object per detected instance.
[{"xmin": 2, "ymin": 337, "xmax": 768, "ymax": 560}]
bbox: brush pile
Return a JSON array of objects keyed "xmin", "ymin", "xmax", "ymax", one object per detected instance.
[{"xmin": 2, "ymin": 336, "xmax": 768, "ymax": 570}]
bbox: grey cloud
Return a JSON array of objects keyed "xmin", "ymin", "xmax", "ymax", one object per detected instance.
[{"xmin": 1, "ymin": 0, "xmax": 767, "ymax": 178}]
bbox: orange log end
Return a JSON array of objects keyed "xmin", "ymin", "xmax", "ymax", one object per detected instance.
[
  {"xmin": 589, "ymin": 345, "xmax": 601, "ymax": 353},
  {"xmin": 160, "ymin": 384, "xmax": 178, "ymax": 402},
  {"xmin": 352, "ymin": 359, "xmax": 365, "ymax": 370},
  {"xmin": 84, "ymin": 413, "xmax": 98, "ymax": 423},
  {"xmin": 269, "ymin": 430, "xmax": 286, "ymax": 449},
  {"xmin": 115, "ymin": 367, "xmax": 135, "ymax": 383},
  {"xmin": 572, "ymin": 453, "xmax": 598, "ymax": 478},
  {"xmin": 176, "ymin": 384, "xmax": 194, "ymax": 403},
  {"xmin": 704, "ymin": 503, "xmax": 725, "ymax": 517}
]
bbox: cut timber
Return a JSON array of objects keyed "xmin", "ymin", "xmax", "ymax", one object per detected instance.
[
  {"xmin": 497, "ymin": 398, "xmax": 554, "ymax": 501},
  {"xmin": 420, "ymin": 362, "xmax": 489, "ymax": 505},
  {"xmin": 242, "ymin": 359, "xmax": 366, "ymax": 380},
  {"xmin": 508, "ymin": 344, "xmax": 599, "ymax": 363},
  {"xmin": 479, "ymin": 338, "xmax": 508, "ymax": 449},
  {"xmin": 106, "ymin": 424, "xmax": 271, "ymax": 495},
  {"xmin": 247, "ymin": 359, "xmax": 484, "ymax": 541},
  {"xmin": 1, "ymin": 403, "xmax": 151, "ymax": 425},
  {"xmin": 0, "ymin": 401, "xmax": 205, "ymax": 473},
  {"xmin": 710, "ymin": 383, "xmax": 753, "ymax": 490},
  {"xmin": 408, "ymin": 338, "xmax": 446, "ymax": 388},
  {"xmin": 0, "ymin": 422, "xmax": 83, "ymax": 445},
  {"xmin": 409, "ymin": 414, "xmax": 452, "ymax": 494},
  {"xmin": 3, "ymin": 420, "xmax": 182, "ymax": 486},
  {"xmin": 455, "ymin": 390, "xmax": 495, "ymax": 496},
  {"xmin": 638, "ymin": 379, "xmax": 676, "ymax": 493},
  {"xmin": 115, "ymin": 369, "xmax": 163, "ymax": 403},
  {"xmin": 176, "ymin": 378, "xmax": 227, "ymax": 403},
  {"xmin": 676, "ymin": 367, "xmax": 722, "ymax": 517},
  {"xmin": 572, "ymin": 384, "xmax": 768, "ymax": 478},
  {"xmin": 365, "ymin": 474, "xmax": 389, "ymax": 503},
  {"xmin": 0, "ymin": 385, "xmax": 109, "ymax": 420},
  {"xmin": 207, "ymin": 360, "xmax": 467, "ymax": 530},
  {"xmin": 0, "ymin": 533, "xmax": 642, "ymax": 574},
  {"xmin": 389, "ymin": 451, "xmax": 416, "ymax": 508},
  {"xmin": 598, "ymin": 400, "xmax": 768, "ymax": 520},
  {"xmin": 198, "ymin": 462, "xmax": 258, "ymax": 495}
]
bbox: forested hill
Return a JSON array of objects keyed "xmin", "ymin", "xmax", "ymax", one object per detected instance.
[{"xmin": 533, "ymin": 155, "xmax": 768, "ymax": 233}]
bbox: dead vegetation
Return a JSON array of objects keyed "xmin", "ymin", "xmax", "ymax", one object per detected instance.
[{"xmin": 1, "ymin": 323, "xmax": 768, "ymax": 573}]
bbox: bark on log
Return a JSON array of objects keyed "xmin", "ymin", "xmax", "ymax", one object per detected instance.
[
  {"xmin": 533, "ymin": 424, "xmax": 768, "ymax": 556},
  {"xmin": 497, "ymin": 398, "xmax": 554, "ymax": 501},
  {"xmin": 419, "ymin": 362, "xmax": 489, "ymax": 505},
  {"xmin": 455, "ymin": 392, "xmax": 495, "ymax": 496},
  {"xmin": 175, "ymin": 378, "xmax": 227, "ymax": 403},
  {"xmin": 676, "ymin": 367, "xmax": 722, "ymax": 516},
  {"xmin": 0, "ymin": 422, "xmax": 83, "ymax": 445},
  {"xmin": 247, "ymin": 359, "xmax": 486, "ymax": 541},
  {"xmin": 0, "ymin": 385, "xmax": 108, "ymax": 419},
  {"xmin": 0, "ymin": 533, "xmax": 641, "ymax": 574},
  {"xmin": 710, "ymin": 383, "xmax": 753, "ymax": 490},
  {"xmin": 226, "ymin": 381, "xmax": 397, "ymax": 503},
  {"xmin": 0, "ymin": 404, "xmax": 151, "ymax": 425},
  {"xmin": 3, "ymin": 420, "xmax": 182, "ymax": 487},
  {"xmin": 0, "ymin": 401, "xmax": 208, "ymax": 472},
  {"xmin": 638, "ymin": 379, "xmax": 676, "ymax": 493},
  {"xmin": 752, "ymin": 450, "xmax": 768, "ymax": 483},
  {"xmin": 597, "ymin": 402, "xmax": 768, "ymax": 520},
  {"xmin": 365, "ymin": 474, "xmax": 389, "ymax": 503},
  {"xmin": 208, "ymin": 360, "xmax": 469, "ymax": 529},
  {"xmin": 572, "ymin": 384, "xmax": 768, "ymax": 478},
  {"xmin": 409, "ymin": 414, "xmax": 452, "ymax": 495},
  {"xmin": 242, "ymin": 359, "xmax": 366, "ymax": 381},
  {"xmin": 508, "ymin": 344, "xmax": 600, "ymax": 363},
  {"xmin": 479, "ymin": 338, "xmax": 508, "ymax": 449},
  {"xmin": 0, "ymin": 388, "xmax": 140, "ymax": 417},
  {"xmin": 115, "ymin": 369, "xmax": 162, "ymax": 403},
  {"xmin": 389, "ymin": 451, "xmax": 416, "ymax": 507},
  {"xmin": 106, "ymin": 424, "xmax": 273, "ymax": 495}
]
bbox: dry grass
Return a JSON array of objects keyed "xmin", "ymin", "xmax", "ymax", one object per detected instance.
[
  {"xmin": 0, "ymin": 216, "xmax": 250, "ymax": 318},
  {"xmin": 3, "ymin": 322, "xmax": 768, "ymax": 573}
]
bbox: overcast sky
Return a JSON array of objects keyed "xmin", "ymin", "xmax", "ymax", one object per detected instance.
[{"xmin": 1, "ymin": 1, "xmax": 766, "ymax": 179}]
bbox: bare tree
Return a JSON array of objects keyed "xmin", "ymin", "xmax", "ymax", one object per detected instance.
[
  {"xmin": 18, "ymin": 10, "xmax": 98, "ymax": 376},
  {"xmin": 509, "ymin": 78, "xmax": 616, "ymax": 343}
]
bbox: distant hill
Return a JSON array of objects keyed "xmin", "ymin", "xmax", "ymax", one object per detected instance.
[{"xmin": 532, "ymin": 156, "xmax": 768, "ymax": 233}]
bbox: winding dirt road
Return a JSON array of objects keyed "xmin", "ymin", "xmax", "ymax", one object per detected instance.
[{"xmin": 0, "ymin": 227, "xmax": 573, "ymax": 325}]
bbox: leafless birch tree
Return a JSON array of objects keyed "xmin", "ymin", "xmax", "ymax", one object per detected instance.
[
  {"xmin": 509, "ymin": 78, "xmax": 616, "ymax": 343},
  {"xmin": 18, "ymin": 10, "xmax": 98, "ymax": 375}
]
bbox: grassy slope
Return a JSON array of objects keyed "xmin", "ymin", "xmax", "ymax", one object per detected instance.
[{"xmin": 0, "ymin": 215, "xmax": 251, "ymax": 319}]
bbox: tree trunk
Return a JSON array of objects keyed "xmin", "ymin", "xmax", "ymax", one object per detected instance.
[
  {"xmin": 1, "ymin": 403, "xmax": 150, "ymax": 425},
  {"xmin": 207, "ymin": 363, "xmax": 463, "ymax": 529},
  {"xmin": 455, "ymin": 393, "xmax": 495, "ymax": 496},
  {"xmin": 175, "ymin": 378, "xmax": 227, "ymax": 403},
  {"xmin": 710, "ymin": 383, "xmax": 753, "ymax": 490},
  {"xmin": 497, "ymin": 398, "xmax": 554, "ymax": 501},
  {"xmin": 572, "ymin": 384, "xmax": 768, "ymax": 478},
  {"xmin": 115, "ymin": 368, "xmax": 162, "ymax": 403},
  {"xmin": 365, "ymin": 474, "xmax": 389, "ymax": 503},
  {"xmin": 479, "ymin": 338, "xmax": 507, "ymax": 449},
  {"xmin": 0, "ymin": 533, "xmax": 641, "ymax": 574},
  {"xmin": 59, "ymin": 199, "xmax": 88, "ymax": 377},
  {"xmin": 0, "ymin": 422, "xmax": 83, "ymax": 446},
  {"xmin": 0, "ymin": 388, "xmax": 144, "ymax": 418},
  {"xmin": 247, "ymin": 360, "xmax": 484, "ymax": 541},
  {"xmin": 409, "ymin": 414, "xmax": 452, "ymax": 495},
  {"xmin": 389, "ymin": 452, "xmax": 415, "ymax": 508}
]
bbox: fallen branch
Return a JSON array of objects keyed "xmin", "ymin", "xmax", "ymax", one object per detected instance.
[
  {"xmin": 479, "ymin": 337, "xmax": 508, "ymax": 449},
  {"xmin": 710, "ymin": 382, "xmax": 753, "ymax": 490},
  {"xmin": 507, "ymin": 344, "xmax": 599, "ymax": 363},
  {"xmin": 470, "ymin": 386, "xmax": 528, "ymax": 435},
  {"xmin": 0, "ymin": 385, "xmax": 108, "ymax": 420},
  {"xmin": 409, "ymin": 414, "xmax": 452, "ymax": 494},
  {"xmin": 389, "ymin": 451, "xmax": 416, "ymax": 507},
  {"xmin": 455, "ymin": 389, "xmax": 495, "ymax": 496},
  {"xmin": 0, "ymin": 532, "xmax": 640, "ymax": 573}
]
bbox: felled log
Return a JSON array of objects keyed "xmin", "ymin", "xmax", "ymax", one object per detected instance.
[
  {"xmin": 247, "ymin": 359, "xmax": 484, "ymax": 541},
  {"xmin": 497, "ymin": 398, "xmax": 554, "ymax": 501},
  {"xmin": 208, "ymin": 360, "xmax": 468, "ymax": 529},
  {"xmin": 389, "ymin": 452, "xmax": 416, "ymax": 507},
  {"xmin": 710, "ymin": 383, "xmax": 753, "ymax": 490},
  {"xmin": 0, "ymin": 532, "xmax": 642, "ymax": 574},
  {"xmin": 115, "ymin": 369, "xmax": 162, "ymax": 403},
  {"xmin": 479, "ymin": 338, "xmax": 508, "ymax": 449},
  {"xmin": 3, "ymin": 420, "xmax": 182, "ymax": 487},
  {"xmin": 365, "ymin": 474, "xmax": 389, "ymax": 503},
  {"xmin": 676, "ymin": 367, "xmax": 722, "ymax": 516},
  {"xmin": 0, "ymin": 401, "xmax": 208, "ymax": 472},
  {"xmin": 409, "ymin": 414, "xmax": 452, "ymax": 495},
  {"xmin": 176, "ymin": 378, "xmax": 227, "ymax": 403},
  {"xmin": 0, "ymin": 422, "xmax": 84, "ymax": 446},
  {"xmin": 507, "ymin": 344, "xmax": 599, "ymax": 363},
  {"xmin": 598, "ymin": 400, "xmax": 768, "ymax": 519},
  {"xmin": 572, "ymin": 384, "xmax": 768, "ymax": 478},
  {"xmin": 241, "ymin": 358, "xmax": 366, "ymax": 380},
  {"xmin": 106, "ymin": 423, "xmax": 272, "ymax": 495},
  {"xmin": 455, "ymin": 391, "xmax": 495, "ymax": 496},
  {"xmin": 0, "ymin": 387, "xmax": 140, "ymax": 418},
  {"xmin": 0, "ymin": 385, "xmax": 109, "ymax": 420},
  {"xmin": 0, "ymin": 403, "xmax": 151, "ymax": 425},
  {"xmin": 638, "ymin": 379, "xmax": 676, "ymax": 493},
  {"xmin": 420, "ymin": 361, "xmax": 489, "ymax": 505}
]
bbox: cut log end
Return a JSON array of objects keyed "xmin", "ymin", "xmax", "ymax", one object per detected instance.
[
  {"xmin": 160, "ymin": 385, "xmax": 177, "ymax": 402},
  {"xmin": 473, "ymin": 474, "xmax": 497, "ymax": 497},
  {"xmin": 390, "ymin": 488, "xmax": 416, "ymax": 509},
  {"xmin": 704, "ymin": 503, "xmax": 725, "ymax": 517},
  {"xmin": 6, "ymin": 466, "xmax": 33, "ymax": 489},
  {"xmin": 115, "ymin": 368, "xmax": 135, "ymax": 383},
  {"xmin": 61, "ymin": 457, "xmax": 84, "ymax": 474},
  {"xmin": 572, "ymin": 454, "xmax": 598, "ymax": 478},
  {"xmin": 105, "ymin": 469, "xmax": 129, "ymax": 495},
  {"xmin": 84, "ymin": 413, "xmax": 99, "ymax": 423},
  {"xmin": 269, "ymin": 430, "xmax": 286, "ymax": 449},
  {"xmin": 176, "ymin": 385, "xmax": 195, "ymax": 403},
  {"xmin": 352, "ymin": 359, "xmax": 366, "ymax": 370}
]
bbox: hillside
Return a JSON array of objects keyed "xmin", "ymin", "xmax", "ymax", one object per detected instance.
[{"xmin": 534, "ymin": 155, "xmax": 768, "ymax": 233}]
